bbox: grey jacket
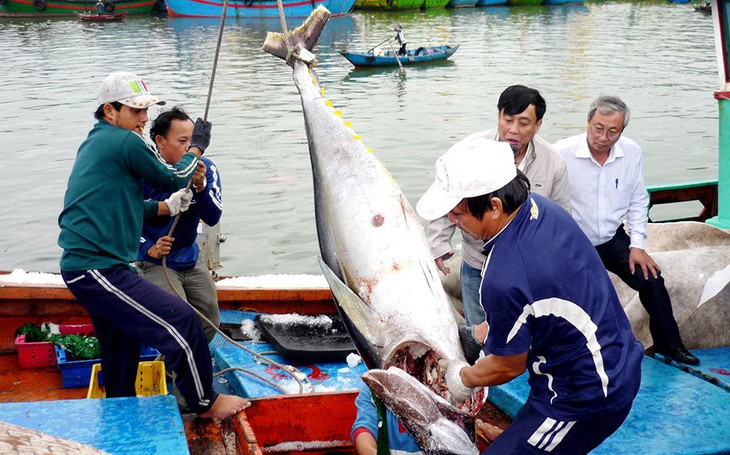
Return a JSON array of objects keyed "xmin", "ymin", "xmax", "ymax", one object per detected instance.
[{"xmin": 427, "ymin": 129, "xmax": 571, "ymax": 269}]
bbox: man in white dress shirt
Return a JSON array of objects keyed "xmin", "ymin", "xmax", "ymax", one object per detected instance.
[
  {"xmin": 428, "ymin": 85, "xmax": 571, "ymax": 329},
  {"xmin": 555, "ymin": 95, "xmax": 699, "ymax": 365}
]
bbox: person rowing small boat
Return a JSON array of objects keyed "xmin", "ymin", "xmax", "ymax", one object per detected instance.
[
  {"xmin": 77, "ymin": 11, "xmax": 127, "ymax": 21},
  {"xmin": 339, "ymin": 44, "xmax": 459, "ymax": 67}
]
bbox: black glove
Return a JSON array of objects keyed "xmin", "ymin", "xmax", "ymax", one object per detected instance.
[
  {"xmin": 189, "ymin": 118, "xmax": 212, "ymax": 153},
  {"xmin": 459, "ymin": 325, "xmax": 484, "ymax": 365}
]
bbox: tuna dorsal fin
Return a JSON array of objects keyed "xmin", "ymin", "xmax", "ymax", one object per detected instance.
[{"xmin": 317, "ymin": 256, "xmax": 380, "ymax": 344}]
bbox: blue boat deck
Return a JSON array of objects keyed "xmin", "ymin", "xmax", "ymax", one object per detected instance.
[
  {"xmin": 212, "ymin": 310, "xmax": 365, "ymax": 398},
  {"xmin": 1, "ymin": 309, "xmax": 728, "ymax": 454},
  {"xmin": 0, "ymin": 395, "xmax": 189, "ymax": 454},
  {"xmin": 488, "ymin": 349, "xmax": 730, "ymax": 454}
]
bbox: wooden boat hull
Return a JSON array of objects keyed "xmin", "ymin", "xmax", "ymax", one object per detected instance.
[
  {"xmin": 0, "ymin": 276, "xmax": 508, "ymax": 454},
  {"xmin": 505, "ymin": 0, "xmax": 541, "ymax": 4},
  {"xmin": 0, "ymin": 0, "xmax": 154, "ymax": 16},
  {"xmin": 166, "ymin": 0, "xmax": 355, "ymax": 18},
  {"xmin": 77, "ymin": 11, "xmax": 127, "ymax": 20},
  {"xmin": 0, "ymin": 281, "xmax": 336, "ymax": 351},
  {"xmin": 340, "ymin": 44, "xmax": 459, "ymax": 67}
]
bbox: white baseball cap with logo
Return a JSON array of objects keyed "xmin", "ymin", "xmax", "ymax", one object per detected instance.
[
  {"xmin": 96, "ymin": 71, "xmax": 166, "ymax": 109},
  {"xmin": 416, "ymin": 138, "xmax": 517, "ymax": 220}
]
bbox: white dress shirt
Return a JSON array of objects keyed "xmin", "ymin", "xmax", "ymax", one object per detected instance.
[{"xmin": 555, "ymin": 133, "xmax": 649, "ymax": 249}]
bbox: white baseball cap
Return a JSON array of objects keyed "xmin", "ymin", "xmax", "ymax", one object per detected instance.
[
  {"xmin": 96, "ymin": 71, "xmax": 165, "ymax": 108},
  {"xmin": 416, "ymin": 138, "xmax": 517, "ymax": 220}
]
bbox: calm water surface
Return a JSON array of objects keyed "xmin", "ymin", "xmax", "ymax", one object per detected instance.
[{"xmin": 0, "ymin": 1, "xmax": 719, "ymax": 276}]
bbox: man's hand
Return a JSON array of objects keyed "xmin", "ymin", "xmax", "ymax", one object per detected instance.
[
  {"xmin": 435, "ymin": 251, "xmax": 454, "ymax": 275},
  {"xmin": 165, "ymin": 188, "xmax": 193, "ymax": 216},
  {"xmin": 438, "ymin": 358, "xmax": 473, "ymax": 404},
  {"xmin": 192, "ymin": 160, "xmax": 207, "ymax": 193},
  {"xmin": 189, "ymin": 118, "xmax": 212, "ymax": 154},
  {"xmin": 629, "ymin": 247, "xmax": 661, "ymax": 280},
  {"xmin": 148, "ymin": 235, "xmax": 174, "ymax": 259}
]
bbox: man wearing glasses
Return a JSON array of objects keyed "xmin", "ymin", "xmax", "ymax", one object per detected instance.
[{"xmin": 555, "ymin": 95, "xmax": 699, "ymax": 366}]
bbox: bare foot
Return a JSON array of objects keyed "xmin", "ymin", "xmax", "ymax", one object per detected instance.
[
  {"xmin": 198, "ymin": 394, "xmax": 251, "ymax": 419},
  {"xmin": 476, "ymin": 418, "xmax": 504, "ymax": 444}
]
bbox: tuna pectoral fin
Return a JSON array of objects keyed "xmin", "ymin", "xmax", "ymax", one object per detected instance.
[
  {"xmin": 318, "ymin": 256, "xmax": 380, "ymax": 346},
  {"xmin": 262, "ymin": 6, "xmax": 331, "ymax": 61},
  {"xmin": 363, "ymin": 367, "xmax": 479, "ymax": 455}
]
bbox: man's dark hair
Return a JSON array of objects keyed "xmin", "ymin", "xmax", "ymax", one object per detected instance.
[
  {"xmin": 497, "ymin": 85, "xmax": 546, "ymax": 121},
  {"xmin": 94, "ymin": 101, "xmax": 122, "ymax": 120},
  {"xmin": 466, "ymin": 171, "xmax": 531, "ymax": 219},
  {"xmin": 150, "ymin": 106, "xmax": 191, "ymax": 142}
]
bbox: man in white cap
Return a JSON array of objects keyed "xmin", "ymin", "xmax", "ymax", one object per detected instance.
[
  {"xmin": 417, "ymin": 137, "xmax": 642, "ymax": 454},
  {"xmin": 58, "ymin": 71, "xmax": 249, "ymax": 419}
]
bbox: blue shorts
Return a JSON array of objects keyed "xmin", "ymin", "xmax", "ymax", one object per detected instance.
[{"xmin": 484, "ymin": 399, "xmax": 633, "ymax": 454}]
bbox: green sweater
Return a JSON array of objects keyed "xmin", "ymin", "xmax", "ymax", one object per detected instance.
[{"xmin": 59, "ymin": 120, "xmax": 199, "ymax": 272}]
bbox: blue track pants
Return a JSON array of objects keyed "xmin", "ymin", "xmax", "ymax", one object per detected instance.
[{"xmin": 61, "ymin": 265, "xmax": 217, "ymax": 414}]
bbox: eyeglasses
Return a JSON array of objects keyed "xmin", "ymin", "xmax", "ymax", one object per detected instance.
[{"xmin": 589, "ymin": 123, "xmax": 622, "ymax": 141}]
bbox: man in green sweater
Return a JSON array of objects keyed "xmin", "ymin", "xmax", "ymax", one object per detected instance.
[{"xmin": 58, "ymin": 71, "xmax": 249, "ymax": 419}]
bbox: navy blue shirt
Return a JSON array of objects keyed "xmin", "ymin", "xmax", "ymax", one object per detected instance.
[
  {"xmin": 138, "ymin": 157, "xmax": 222, "ymax": 270},
  {"xmin": 481, "ymin": 194, "xmax": 643, "ymax": 420}
]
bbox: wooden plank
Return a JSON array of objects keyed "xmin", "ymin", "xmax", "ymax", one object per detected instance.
[
  {"xmin": 0, "ymin": 283, "xmax": 336, "ymax": 349},
  {"xmin": 245, "ymin": 392, "xmax": 357, "ymax": 451},
  {"xmin": 0, "ymin": 353, "xmax": 87, "ymax": 403}
]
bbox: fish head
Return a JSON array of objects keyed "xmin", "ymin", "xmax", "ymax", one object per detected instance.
[{"xmin": 383, "ymin": 337, "xmax": 486, "ymax": 416}]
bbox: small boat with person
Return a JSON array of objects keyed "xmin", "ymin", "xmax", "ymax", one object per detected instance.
[
  {"xmin": 339, "ymin": 44, "xmax": 459, "ymax": 67},
  {"xmin": 77, "ymin": 11, "xmax": 127, "ymax": 20}
]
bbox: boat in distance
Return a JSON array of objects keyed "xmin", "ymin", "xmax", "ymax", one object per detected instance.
[
  {"xmin": 0, "ymin": 0, "xmax": 153, "ymax": 16},
  {"xmin": 166, "ymin": 0, "xmax": 355, "ymax": 18},
  {"xmin": 77, "ymin": 11, "xmax": 127, "ymax": 20},
  {"xmin": 339, "ymin": 44, "xmax": 459, "ymax": 67}
]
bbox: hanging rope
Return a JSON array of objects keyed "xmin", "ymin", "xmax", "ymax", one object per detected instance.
[
  {"xmin": 203, "ymin": 0, "xmax": 231, "ymax": 123},
  {"xmin": 156, "ymin": 0, "xmax": 314, "ymax": 394}
]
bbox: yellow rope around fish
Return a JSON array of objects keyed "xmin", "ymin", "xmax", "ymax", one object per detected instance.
[{"xmin": 274, "ymin": 4, "xmax": 372, "ymax": 156}]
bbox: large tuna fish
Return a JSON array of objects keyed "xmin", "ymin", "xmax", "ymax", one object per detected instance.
[{"xmin": 263, "ymin": 8, "xmax": 483, "ymax": 453}]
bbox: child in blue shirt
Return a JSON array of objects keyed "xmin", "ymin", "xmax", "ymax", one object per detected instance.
[{"xmin": 352, "ymin": 380, "xmax": 423, "ymax": 455}]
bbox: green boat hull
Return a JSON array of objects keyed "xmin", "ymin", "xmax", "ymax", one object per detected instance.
[
  {"xmin": 354, "ymin": 0, "xmax": 425, "ymax": 10},
  {"xmin": 422, "ymin": 0, "xmax": 448, "ymax": 8},
  {"xmin": 0, "ymin": 0, "xmax": 155, "ymax": 16}
]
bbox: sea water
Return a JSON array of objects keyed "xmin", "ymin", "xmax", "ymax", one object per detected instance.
[{"xmin": 0, "ymin": 1, "xmax": 718, "ymax": 275}]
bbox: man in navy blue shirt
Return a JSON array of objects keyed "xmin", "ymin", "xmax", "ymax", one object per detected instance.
[
  {"xmin": 137, "ymin": 106, "xmax": 223, "ymax": 344},
  {"xmin": 417, "ymin": 137, "xmax": 643, "ymax": 454}
]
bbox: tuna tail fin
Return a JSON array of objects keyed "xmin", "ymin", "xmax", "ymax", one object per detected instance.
[{"xmin": 262, "ymin": 6, "xmax": 332, "ymax": 62}]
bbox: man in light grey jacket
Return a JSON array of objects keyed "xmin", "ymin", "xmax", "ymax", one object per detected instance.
[{"xmin": 428, "ymin": 85, "xmax": 571, "ymax": 326}]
